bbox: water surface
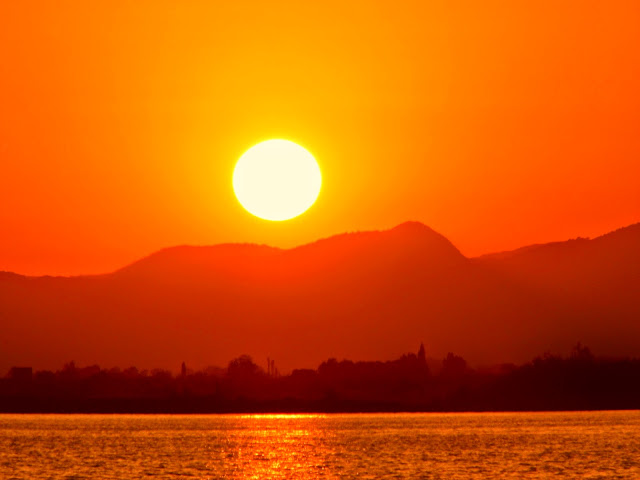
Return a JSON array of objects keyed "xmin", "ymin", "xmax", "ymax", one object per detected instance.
[{"xmin": 1, "ymin": 411, "xmax": 639, "ymax": 479}]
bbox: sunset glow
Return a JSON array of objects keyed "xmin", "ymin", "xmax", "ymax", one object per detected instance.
[
  {"xmin": 1, "ymin": 3, "xmax": 640, "ymax": 477},
  {"xmin": 2, "ymin": 2, "xmax": 639, "ymax": 275}
]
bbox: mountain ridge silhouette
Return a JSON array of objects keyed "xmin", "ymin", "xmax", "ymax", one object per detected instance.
[{"xmin": 1, "ymin": 221, "xmax": 638, "ymax": 373}]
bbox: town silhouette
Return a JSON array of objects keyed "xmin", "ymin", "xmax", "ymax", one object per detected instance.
[{"xmin": 2, "ymin": 343, "xmax": 639, "ymax": 413}]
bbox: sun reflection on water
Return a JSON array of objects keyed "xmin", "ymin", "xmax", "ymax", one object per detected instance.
[
  {"xmin": 238, "ymin": 414, "xmax": 327, "ymax": 420},
  {"xmin": 226, "ymin": 413, "xmax": 337, "ymax": 479}
]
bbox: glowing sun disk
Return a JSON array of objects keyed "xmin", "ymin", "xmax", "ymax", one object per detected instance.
[{"xmin": 233, "ymin": 140, "xmax": 322, "ymax": 221}]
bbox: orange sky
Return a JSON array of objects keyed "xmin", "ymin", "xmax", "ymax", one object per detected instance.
[{"xmin": 1, "ymin": 1, "xmax": 639, "ymax": 276}]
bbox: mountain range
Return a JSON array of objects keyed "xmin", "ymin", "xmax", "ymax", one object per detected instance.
[{"xmin": 1, "ymin": 221, "xmax": 638, "ymax": 373}]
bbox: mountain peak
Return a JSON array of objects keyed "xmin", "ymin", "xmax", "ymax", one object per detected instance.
[
  {"xmin": 289, "ymin": 221, "xmax": 462, "ymax": 259},
  {"xmin": 391, "ymin": 220, "xmax": 430, "ymax": 232},
  {"xmin": 384, "ymin": 221, "xmax": 463, "ymax": 258}
]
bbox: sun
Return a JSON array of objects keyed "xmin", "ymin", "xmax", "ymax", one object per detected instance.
[{"xmin": 233, "ymin": 139, "xmax": 322, "ymax": 221}]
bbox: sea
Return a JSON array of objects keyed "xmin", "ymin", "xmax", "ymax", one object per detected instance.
[{"xmin": 0, "ymin": 411, "xmax": 638, "ymax": 479}]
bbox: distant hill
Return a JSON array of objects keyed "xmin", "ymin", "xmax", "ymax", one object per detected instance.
[{"xmin": 1, "ymin": 222, "xmax": 639, "ymax": 373}]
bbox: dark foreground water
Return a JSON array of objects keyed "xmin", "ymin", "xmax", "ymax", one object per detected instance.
[{"xmin": 0, "ymin": 411, "xmax": 639, "ymax": 479}]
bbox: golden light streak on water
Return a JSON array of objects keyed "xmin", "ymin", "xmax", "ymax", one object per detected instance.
[{"xmin": 1, "ymin": 411, "xmax": 639, "ymax": 479}]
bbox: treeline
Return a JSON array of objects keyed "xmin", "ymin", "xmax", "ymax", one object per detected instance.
[{"xmin": 1, "ymin": 343, "xmax": 639, "ymax": 413}]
